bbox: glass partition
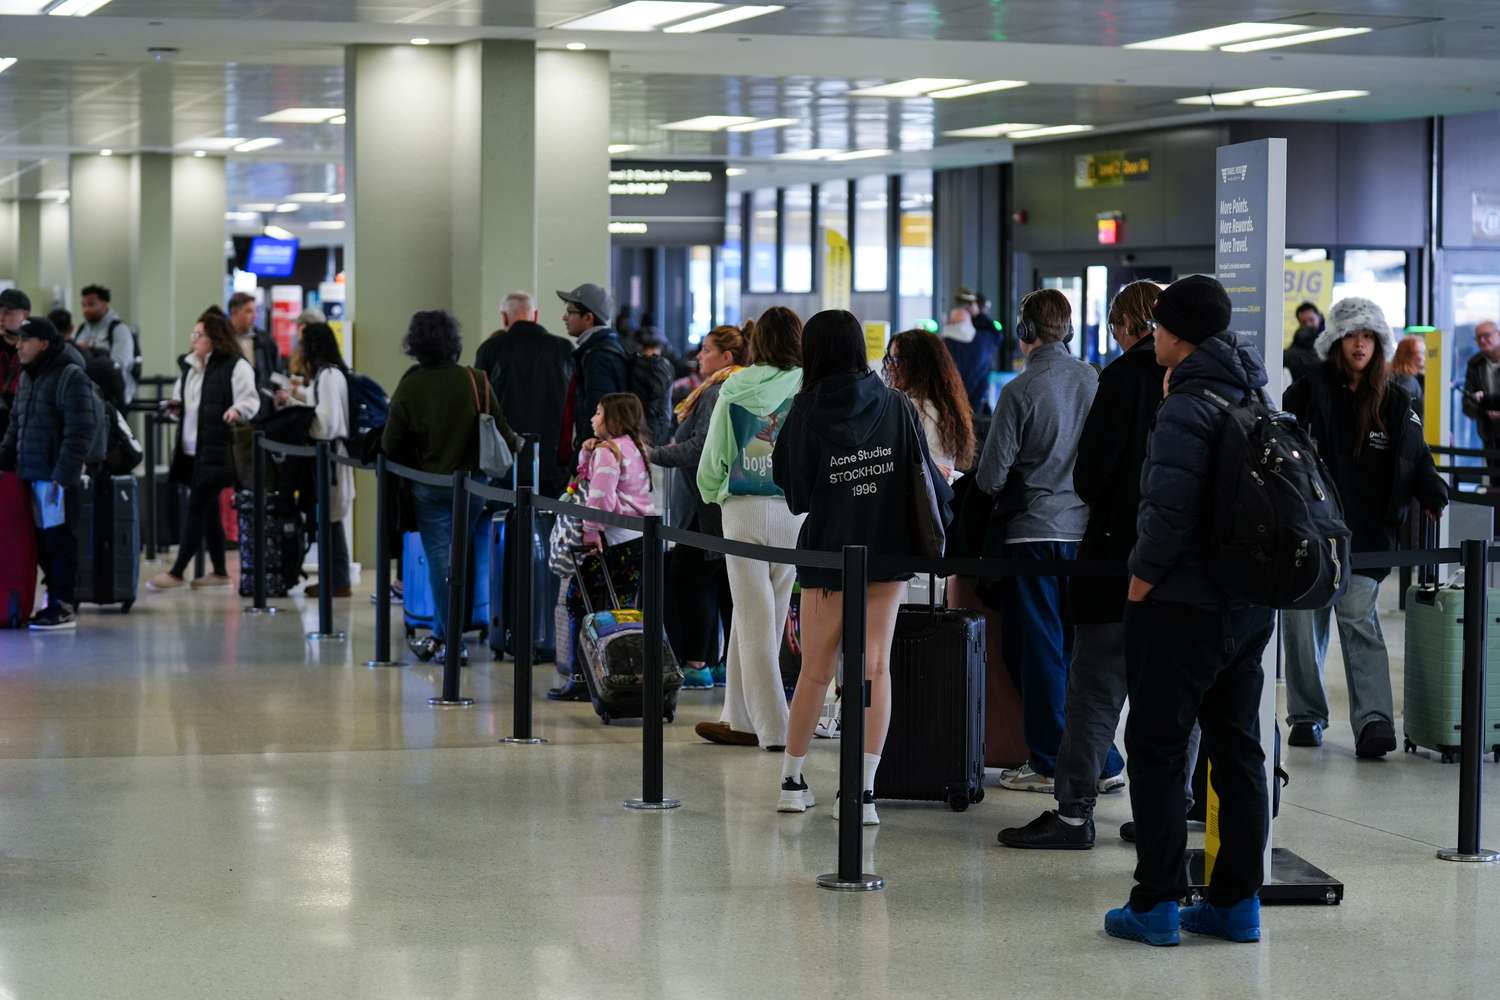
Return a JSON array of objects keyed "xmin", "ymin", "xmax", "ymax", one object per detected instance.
[
  {"xmin": 782, "ymin": 184, "xmax": 813, "ymax": 293},
  {"xmin": 854, "ymin": 175, "xmax": 888, "ymax": 292},
  {"xmin": 747, "ymin": 188, "xmax": 777, "ymax": 293},
  {"xmin": 898, "ymin": 170, "xmax": 934, "ymax": 330}
]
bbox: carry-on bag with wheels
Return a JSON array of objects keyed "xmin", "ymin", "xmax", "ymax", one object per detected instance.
[
  {"xmin": 402, "ymin": 519, "xmax": 491, "ymax": 638},
  {"xmin": 874, "ymin": 577, "xmax": 987, "ymax": 811},
  {"xmin": 0, "ymin": 473, "xmax": 38, "ymax": 626},
  {"xmin": 947, "ymin": 575, "xmax": 1028, "ymax": 768},
  {"xmin": 74, "ymin": 474, "xmax": 140, "ymax": 611},
  {"xmin": 573, "ymin": 548, "xmax": 682, "ymax": 725},
  {"xmin": 237, "ymin": 490, "xmax": 305, "ymax": 598},
  {"xmin": 488, "ymin": 440, "xmax": 559, "ymax": 660}
]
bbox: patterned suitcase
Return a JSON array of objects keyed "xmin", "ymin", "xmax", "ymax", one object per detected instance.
[
  {"xmin": 237, "ymin": 491, "xmax": 304, "ymax": 598},
  {"xmin": 574, "ymin": 551, "xmax": 682, "ymax": 725},
  {"xmin": 1402, "ymin": 582, "xmax": 1500, "ymax": 762}
]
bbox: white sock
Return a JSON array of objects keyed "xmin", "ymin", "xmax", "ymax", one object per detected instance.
[
  {"xmin": 862, "ymin": 752, "xmax": 881, "ymax": 793},
  {"xmin": 1056, "ymin": 812, "xmax": 1087, "ymax": 827},
  {"xmin": 781, "ymin": 753, "xmax": 805, "ymax": 783}
]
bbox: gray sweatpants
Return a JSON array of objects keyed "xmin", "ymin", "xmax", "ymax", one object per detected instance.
[{"xmin": 1054, "ymin": 622, "xmax": 1201, "ymax": 820}]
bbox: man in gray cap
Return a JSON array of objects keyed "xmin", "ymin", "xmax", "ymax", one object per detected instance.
[{"xmin": 555, "ymin": 282, "xmax": 627, "ymax": 470}]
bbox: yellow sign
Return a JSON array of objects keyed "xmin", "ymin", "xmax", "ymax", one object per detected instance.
[
  {"xmin": 863, "ymin": 321, "xmax": 889, "ymax": 364},
  {"xmin": 1282, "ymin": 260, "xmax": 1334, "ymax": 345},
  {"xmin": 1422, "ymin": 328, "xmax": 1443, "ymax": 447},
  {"xmin": 1203, "ymin": 758, "xmax": 1220, "ymax": 884},
  {"xmin": 1074, "ymin": 149, "xmax": 1152, "ymax": 189},
  {"xmin": 900, "ymin": 213, "xmax": 932, "ymax": 247},
  {"xmin": 822, "ymin": 228, "xmax": 852, "ymax": 312}
]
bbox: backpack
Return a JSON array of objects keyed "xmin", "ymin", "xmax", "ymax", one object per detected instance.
[
  {"xmin": 346, "ymin": 371, "xmax": 389, "ymax": 434},
  {"xmin": 1195, "ymin": 388, "xmax": 1352, "ymax": 611},
  {"xmin": 105, "ymin": 318, "xmax": 142, "ymax": 382},
  {"xmin": 725, "ymin": 396, "xmax": 794, "ymax": 497},
  {"xmin": 102, "ymin": 402, "xmax": 143, "ymax": 475},
  {"xmin": 57, "ymin": 365, "xmax": 109, "ymax": 467},
  {"xmin": 622, "ymin": 351, "xmax": 673, "ymax": 445}
]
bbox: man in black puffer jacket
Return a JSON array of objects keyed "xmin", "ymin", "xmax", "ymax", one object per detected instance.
[
  {"xmin": 1104, "ymin": 275, "xmax": 1273, "ymax": 949},
  {"xmin": 0, "ymin": 317, "xmax": 100, "ymax": 631}
]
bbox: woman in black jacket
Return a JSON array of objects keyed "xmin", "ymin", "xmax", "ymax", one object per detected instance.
[
  {"xmin": 1282, "ymin": 297, "xmax": 1447, "ymax": 758},
  {"xmin": 149, "ymin": 310, "xmax": 260, "ymax": 591},
  {"xmin": 771, "ymin": 310, "xmax": 952, "ymax": 825}
]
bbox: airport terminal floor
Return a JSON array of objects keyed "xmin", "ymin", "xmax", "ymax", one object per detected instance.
[{"xmin": 0, "ymin": 565, "xmax": 1495, "ymax": 999}]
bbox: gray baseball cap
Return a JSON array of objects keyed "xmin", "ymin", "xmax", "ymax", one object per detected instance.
[{"xmin": 556, "ymin": 283, "xmax": 613, "ymax": 326}]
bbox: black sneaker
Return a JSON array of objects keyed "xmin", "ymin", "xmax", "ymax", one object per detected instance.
[
  {"xmin": 1288, "ymin": 721, "xmax": 1324, "ymax": 747},
  {"xmin": 28, "ymin": 604, "xmax": 77, "ymax": 631},
  {"xmin": 547, "ymin": 675, "xmax": 592, "ymax": 702},
  {"xmin": 777, "ymin": 776, "xmax": 816, "ymax": 813},
  {"xmin": 998, "ymin": 810, "xmax": 1095, "ymax": 850},
  {"xmin": 409, "ymin": 634, "xmax": 439, "ymax": 662},
  {"xmin": 1355, "ymin": 719, "xmax": 1397, "ymax": 759},
  {"xmin": 1120, "ymin": 821, "xmax": 1136, "ymax": 843}
]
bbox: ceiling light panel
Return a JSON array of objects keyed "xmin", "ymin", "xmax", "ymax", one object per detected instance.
[
  {"xmin": 826, "ymin": 149, "xmax": 890, "ymax": 161},
  {"xmin": 286, "ymin": 192, "xmax": 332, "ymax": 203},
  {"xmin": 240, "ymin": 203, "xmax": 277, "ymax": 212},
  {"xmin": 726, "ymin": 117, "xmax": 799, "ymax": 132},
  {"xmin": 608, "ymin": 143, "xmax": 639, "ymax": 154},
  {"xmin": 661, "ymin": 115, "xmax": 758, "ymax": 131},
  {"xmin": 0, "ymin": 58, "xmax": 16, "ymax": 76},
  {"xmin": 180, "ymin": 136, "xmax": 246, "ymax": 151},
  {"xmin": 928, "ymin": 80, "xmax": 1029, "ymax": 99},
  {"xmin": 943, "ymin": 123, "xmax": 1040, "ymax": 138},
  {"xmin": 263, "ymin": 225, "xmax": 294, "ymax": 240},
  {"xmin": 663, "ymin": 5, "xmax": 783, "ymax": 33},
  {"xmin": 1220, "ymin": 26, "xmax": 1373, "ymax": 53},
  {"xmin": 308, "ymin": 221, "xmax": 346, "ymax": 230},
  {"xmin": 325, "ymin": 193, "xmax": 346, "ymax": 204},
  {"xmin": 847, "ymin": 78, "xmax": 970, "ymax": 98},
  {"xmin": 1252, "ymin": 89, "xmax": 1369, "ymax": 107},
  {"xmin": 258, "ymin": 107, "xmax": 345, "ymax": 124},
  {"xmin": 773, "ymin": 148, "xmax": 842, "ymax": 160},
  {"xmin": 1176, "ymin": 87, "xmax": 1312, "ymax": 106},
  {"xmin": 1125, "ymin": 22, "xmax": 1309, "ymax": 51},
  {"xmin": 224, "ymin": 211, "xmax": 259, "ymax": 222},
  {"xmin": 45, "ymin": 0, "xmax": 113, "ymax": 15},
  {"xmin": 274, "ymin": 203, "xmax": 300, "ymax": 213},
  {"xmin": 1007, "ymin": 125, "xmax": 1095, "ymax": 138},
  {"xmin": 234, "ymin": 138, "xmax": 283, "ymax": 153},
  {"xmin": 560, "ymin": 2, "xmax": 721, "ymax": 32}
]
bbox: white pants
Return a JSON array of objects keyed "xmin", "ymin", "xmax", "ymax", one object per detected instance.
[{"xmin": 719, "ymin": 496, "xmax": 805, "ymax": 747}]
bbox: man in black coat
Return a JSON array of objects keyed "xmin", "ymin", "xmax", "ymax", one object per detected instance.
[
  {"xmin": 556, "ymin": 283, "xmax": 626, "ymax": 474},
  {"xmin": 475, "ymin": 291, "xmax": 573, "ymax": 497}
]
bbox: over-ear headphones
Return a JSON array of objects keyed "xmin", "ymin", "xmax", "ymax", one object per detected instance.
[{"xmin": 1017, "ymin": 292, "xmax": 1074, "ymax": 345}]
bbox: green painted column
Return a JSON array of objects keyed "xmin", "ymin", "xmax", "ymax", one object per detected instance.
[
  {"xmin": 170, "ymin": 154, "xmax": 226, "ymax": 361},
  {"xmin": 536, "ymin": 50, "xmax": 611, "ymax": 324},
  {"xmin": 69, "ymin": 153, "xmax": 134, "ymax": 325}
]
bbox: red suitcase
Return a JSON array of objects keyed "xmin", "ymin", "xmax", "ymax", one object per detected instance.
[{"xmin": 0, "ymin": 474, "xmax": 38, "ymax": 627}]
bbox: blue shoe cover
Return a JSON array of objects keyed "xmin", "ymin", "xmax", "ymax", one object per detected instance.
[
  {"xmin": 1181, "ymin": 896, "xmax": 1261, "ymax": 942},
  {"xmin": 1105, "ymin": 900, "xmax": 1180, "ymax": 946}
]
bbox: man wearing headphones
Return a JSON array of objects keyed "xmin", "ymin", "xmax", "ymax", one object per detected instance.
[{"xmin": 976, "ymin": 289, "xmax": 1099, "ymax": 795}]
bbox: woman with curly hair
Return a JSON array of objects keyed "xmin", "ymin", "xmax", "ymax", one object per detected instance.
[
  {"xmin": 383, "ymin": 309, "xmax": 518, "ymax": 662},
  {"xmin": 883, "ymin": 328, "xmax": 975, "ymax": 481}
]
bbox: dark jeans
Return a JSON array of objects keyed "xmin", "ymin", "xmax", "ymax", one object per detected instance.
[
  {"xmin": 410, "ymin": 482, "xmax": 487, "ymax": 641},
  {"xmin": 171, "ymin": 481, "xmax": 227, "ymax": 578},
  {"xmin": 35, "ymin": 483, "xmax": 76, "ymax": 608},
  {"xmin": 996, "ymin": 541, "xmax": 1076, "ymax": 776},
  {"xmin": 1124, "ymin": 600, "xmax": 1273, "ymax": 910},
  {"xmin": 666, "ymin": 536, "xmax": 733, "ymax": 665}
]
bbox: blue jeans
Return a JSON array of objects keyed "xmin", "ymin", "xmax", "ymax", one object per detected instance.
[
  {"xmin": 410, "ymin": 482, "xmax": 486, "ymax": 641},
  {"xmin": 997, "ymin": 541, "xmax": 1076, "ymax": 776}
]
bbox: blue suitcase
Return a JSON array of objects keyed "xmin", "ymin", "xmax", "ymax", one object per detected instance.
[
  {"xmin": 403, "ymin": 518, "xmax": 491, "ymax": 638},
  {"xmin": 489, "ymin": 509, "xmax": 559, "ymax": 661}
]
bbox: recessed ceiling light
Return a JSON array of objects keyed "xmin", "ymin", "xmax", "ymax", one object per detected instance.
[
  {"xmin": 45, "ymin": 0, "xmax": 114, "ymax": 15},
  {"xmin": 275, "ymin": 203, "xmax": 300, "ymax": 213},
  {"xmin": 565, "ymin": 42, "xmax": 588, "ymax": 51},
  {"xmin": 1125, "ymin": 22, "xmax": 1309, "ymax": 51},
  {"xmin": 928, "ymin": 80, "xmax": 1029, "ymax": 99},
  {"xmin": 560, "ymin": 2, "xmax": 721, "ymax": 32},
  {"xmin": 725, "ymin": 167, "xmax": 746, "ymax": 176},
  {"xmin": 329, "ymin": 115, "xmax": 347, "ymax": 125},
  {"xmin": 178, "ymin": 136, "xmax": 245, "ymax": 151},
  {"xmin": 726, "ymin": 117, "xmax": 798, "ymax": 132},
  {"xmin": 240, "ymin": 203, "xmax": 278, "ymax": 213},
  {"xmin": 608, "ymin": 143, "xmax": 639, "ymax": 154},
  {"xmin": 193, "ymin": 149, "xmax": 206, "ymax": 157},
  {"xmin": 1176, "ymin": 87, "xmax": 1312, "ymax": 106},
  {"xmin": 326, "ymin": 193, "xmax": 346, "ymax": 204},
  {"xmin": 1252, "ymin": 89, "xmax": 1369, "ymax": 107},
  {"xmin": 99, "ymin": 148, "xmax": 112, "ymax": 156},
  {"xmin": 0, "ymin": 58, "xmax": 16, "ymax": 75},
  {"xmin": 410, "ymin": 37, "xmax": 431, "ymax": 45},
  {"xmin": 661, "ymin": 115, "xmax": 759, "ymax": 131},
  {"xmin": 1221, "ymin": 26, "xmax": 1373, "ymax": 53},
  {"xmin": 287, "ymin": 192, "xmax": 332, "ymax": 203},
  {"xmin": 773, "ymin": 148, "xmax": 843, "ymax": 160},
  {"xmin": 224, "ymin": 211, "xmax": 259, "ymax": 222},
  {"xmin": 826, "ymin": 149, "xmax": 891, "ymax": 161},
  {"xmin": 662, "ymin": 4, "xmax": 783, "ymax": 33},
  {"xmin": 1007, "ymin": 124, "xmax": 1095, "ymax": 139},
  {"xmin": 262, "ymin": 225, "xmax": 295, "ymax": 240},
  {"xmin": 37, "ymin": 189, "xmax": 69, "ymax": 201},
  {"xmin": 942, "ymin": 123, "xmax": 1041, "ymax": 138},
  {"xmin": 234, "ymin": 138, "xmax": 283, "ymax": 153},
  {"xmin": 847, "ymin": 78, "xmax": 970, "ymax": 99},
  {"xmin": 258, "ymin": 107, "xmax": 345, "ymax": 124},
  {"xmin": 308, "ymin": 221, "xmax": 346, "ymax": 230}
]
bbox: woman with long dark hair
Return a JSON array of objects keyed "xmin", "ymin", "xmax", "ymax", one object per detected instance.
[
  {"xmin": 149, "ymin": 310, "xmax": 260, "ymax": 591},
  {"xmin": 772, "ymin": 310, "xmax": 953, "ymax": 824},
  {"xmin": 276, "ymin": 322, "xmax": 355, "ymax": 597},
  {"xmin": 1282, "ymin": 297, "xmax": 1447, "ymax": 758},
  {"xmin": 884, "ymin": 328, "xmax": 975, "ymax": 480}
]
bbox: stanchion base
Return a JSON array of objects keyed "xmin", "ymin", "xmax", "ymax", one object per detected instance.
[
  {"xmin": 1437, "ymin": 848, "xmax": 1500, "ymax": 863},
  {"xmin": 624, "ymin": 798, "xmax": 681, "ymax": 810},
  {"xmin": 306, "ymin": 631, "xmax": 348, "ymax": 642},
  {"xmin": 428, "ymin": 697, "xmax": 475, "ymax": 707},
  {"xmin": 816, "ymin": 872, "xmax": 885, "ymax": 892},
  {"xmin": 500, "ymin": 737, "xmax": 548, "ymax": 745},
  {"xmin": 363, "ymin": 660, "xmax": 405, "ymax": 669},
  {"xmin": 243, "ymin": 606, "xmax": 281, "ymax": 615},
  {"xmin": 1187, "ymin": 847, "xmax": 1343, "ymax": 905}
]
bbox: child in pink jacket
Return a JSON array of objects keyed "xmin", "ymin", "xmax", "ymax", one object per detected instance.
[{"xmin": 579, "ymin": 393, "xmax": 657, "ymax": 548}]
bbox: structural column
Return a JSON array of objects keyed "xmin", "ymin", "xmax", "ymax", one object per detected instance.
[
  {"xmin": 70, "ymin": 153, "xmax": 135, "ymax": 323},
  {"xmin": 536, "ymin": 49, "xmax": 611, "ymax": 319},
  {"xmin": 170, "ymin": 154, "xmax": 227, "ymax": 357}
]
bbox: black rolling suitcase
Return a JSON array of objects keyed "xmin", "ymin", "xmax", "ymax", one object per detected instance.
[
  {"xmin": 74, "ymin": 474, "xmax": 141, "ymax": 612},
  {"xmin": 236, "ymin": 490, "xmax": 305, "ymax": 597},
  {"xmin": 873, "ymin": 584, "xmax": 986, "ymax": 811}
]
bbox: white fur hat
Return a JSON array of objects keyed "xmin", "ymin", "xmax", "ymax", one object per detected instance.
[{"xmin": 1316, "ymin": 297, "xmax": 1395, "ymax": 361}]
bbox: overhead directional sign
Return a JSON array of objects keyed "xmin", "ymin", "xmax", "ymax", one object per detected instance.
[{"xmin": 609, "ymin": 160, "xmax": 727, "ymax": 246}]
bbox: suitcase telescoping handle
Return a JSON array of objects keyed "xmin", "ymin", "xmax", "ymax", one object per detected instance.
[
  {"xmin": 569, "ymin": 544, "xmax": 623, "ymax": 616},
  {"xmin": 1419, "ymin": 511, "xmax": 1439, "ymax": 591}
]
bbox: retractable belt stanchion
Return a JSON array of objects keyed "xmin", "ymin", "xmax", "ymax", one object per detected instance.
[
  {"xmin": 306, "ymin": 440, "xmax": 345, "ymax": 641},
  {"xmin": 501, "ymin": 483, "xmax": 546, "ymax": 745},
  {"xmin": 364, "ymin": 453, "xmax": 401, "ymax": 667},
  {"xmin": 819, "ymin": 544, "xmax": 883, "ymax": 891},
  {"xmin": 243, "ymin": 431, "xmax": 278, "ymax": 616},
  {"xmin": 430, "ymin": 469, "xmax": 475, "ymax": 707},
  {"xmin": 627, "ymin": 514, "xmax": 679, "ymax": 809},
  {"xmin": 1438, "ymin": 538, "xmax": 1499, "ymax": 864},
  {"xmin": 142, "ymin": 411, "xmax": 157, "ymax": 561}
]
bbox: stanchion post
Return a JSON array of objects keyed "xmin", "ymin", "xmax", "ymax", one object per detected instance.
[
  {"xmin": 626, "ymin": 514, "xmax": 678, "ymax": 809},
  {"xmin": 244, "ymin": 431, "xmax": 278, "ymax": 616},
  {"xmin": 430, "ymin": 470, "xmax": 475, "ymax": 707},
  {"xmin": 306, "ymin": 441, "xmax": 345, "ymax": 641},
  {"xmin": 365, "ymin": 454, "xmax": 401, "ymax": 667},
  {"xmin": 501, "ymin": 485, "xmax": 546, "ymax": 744},
  {"xmin": 818, "ymin": 545, "xmax": 883, "ymax": 891},
  {"xmin": 1438, "ymin": 538, "xmax": 1499, "ymax": 863},
  {"xmin": 143, "ymin": 411, "xmax": 157, "ymax": 560}
]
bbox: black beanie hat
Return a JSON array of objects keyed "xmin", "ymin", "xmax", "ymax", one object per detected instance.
[
  {"xmin": 1152, "ymin": 274, "xmax": 1232, "ymax": 345},
  {"xmin": 16, "ymin": 316, "xmax": 60, "ymax": 343}
]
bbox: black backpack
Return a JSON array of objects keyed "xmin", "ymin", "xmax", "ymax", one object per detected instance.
[
  {"xmin": 1195, "ymin": 388, "xmax": 1352, "ymax": 611},
  {"xmin": 105, "ymin": 318, "xmax": 142, "ymax": 382},
  {"xmin": 624, "ymin": 351, "xmax": 673, "ymax": 444}
]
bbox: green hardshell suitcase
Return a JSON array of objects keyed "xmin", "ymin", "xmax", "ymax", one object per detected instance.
[{"xmin": 1401, "ymin": 583, "xmax": 1500, "ymax": 763}]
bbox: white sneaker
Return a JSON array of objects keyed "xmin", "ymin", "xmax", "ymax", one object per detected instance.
[
  {"xmin": 1097, "ymin": 773, "xmax": 1127, "ymax": 794},
  {"xmin": 832, "ymin": 790, "xmax": 880, "ymax": 826},
  {"xmin": 814, "ymin": 701, "xmax": 841, "ymax": 739},
  {"xmin": 777, "ymin": 777, "xmax": 816, "ymax": 813},
  {"xmin": 997, "ymin": 764, "xmax": 1055, "ymax": 793}
]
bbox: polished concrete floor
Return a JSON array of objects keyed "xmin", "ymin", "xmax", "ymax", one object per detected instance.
[{"xmin": 1, "ymin": 559, "xmax": 1498, "ymax": 999}]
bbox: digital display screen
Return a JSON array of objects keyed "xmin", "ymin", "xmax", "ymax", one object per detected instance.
[{"xmin": 246, "ymin": 237, "xmax": 299, "ymax": 278}]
